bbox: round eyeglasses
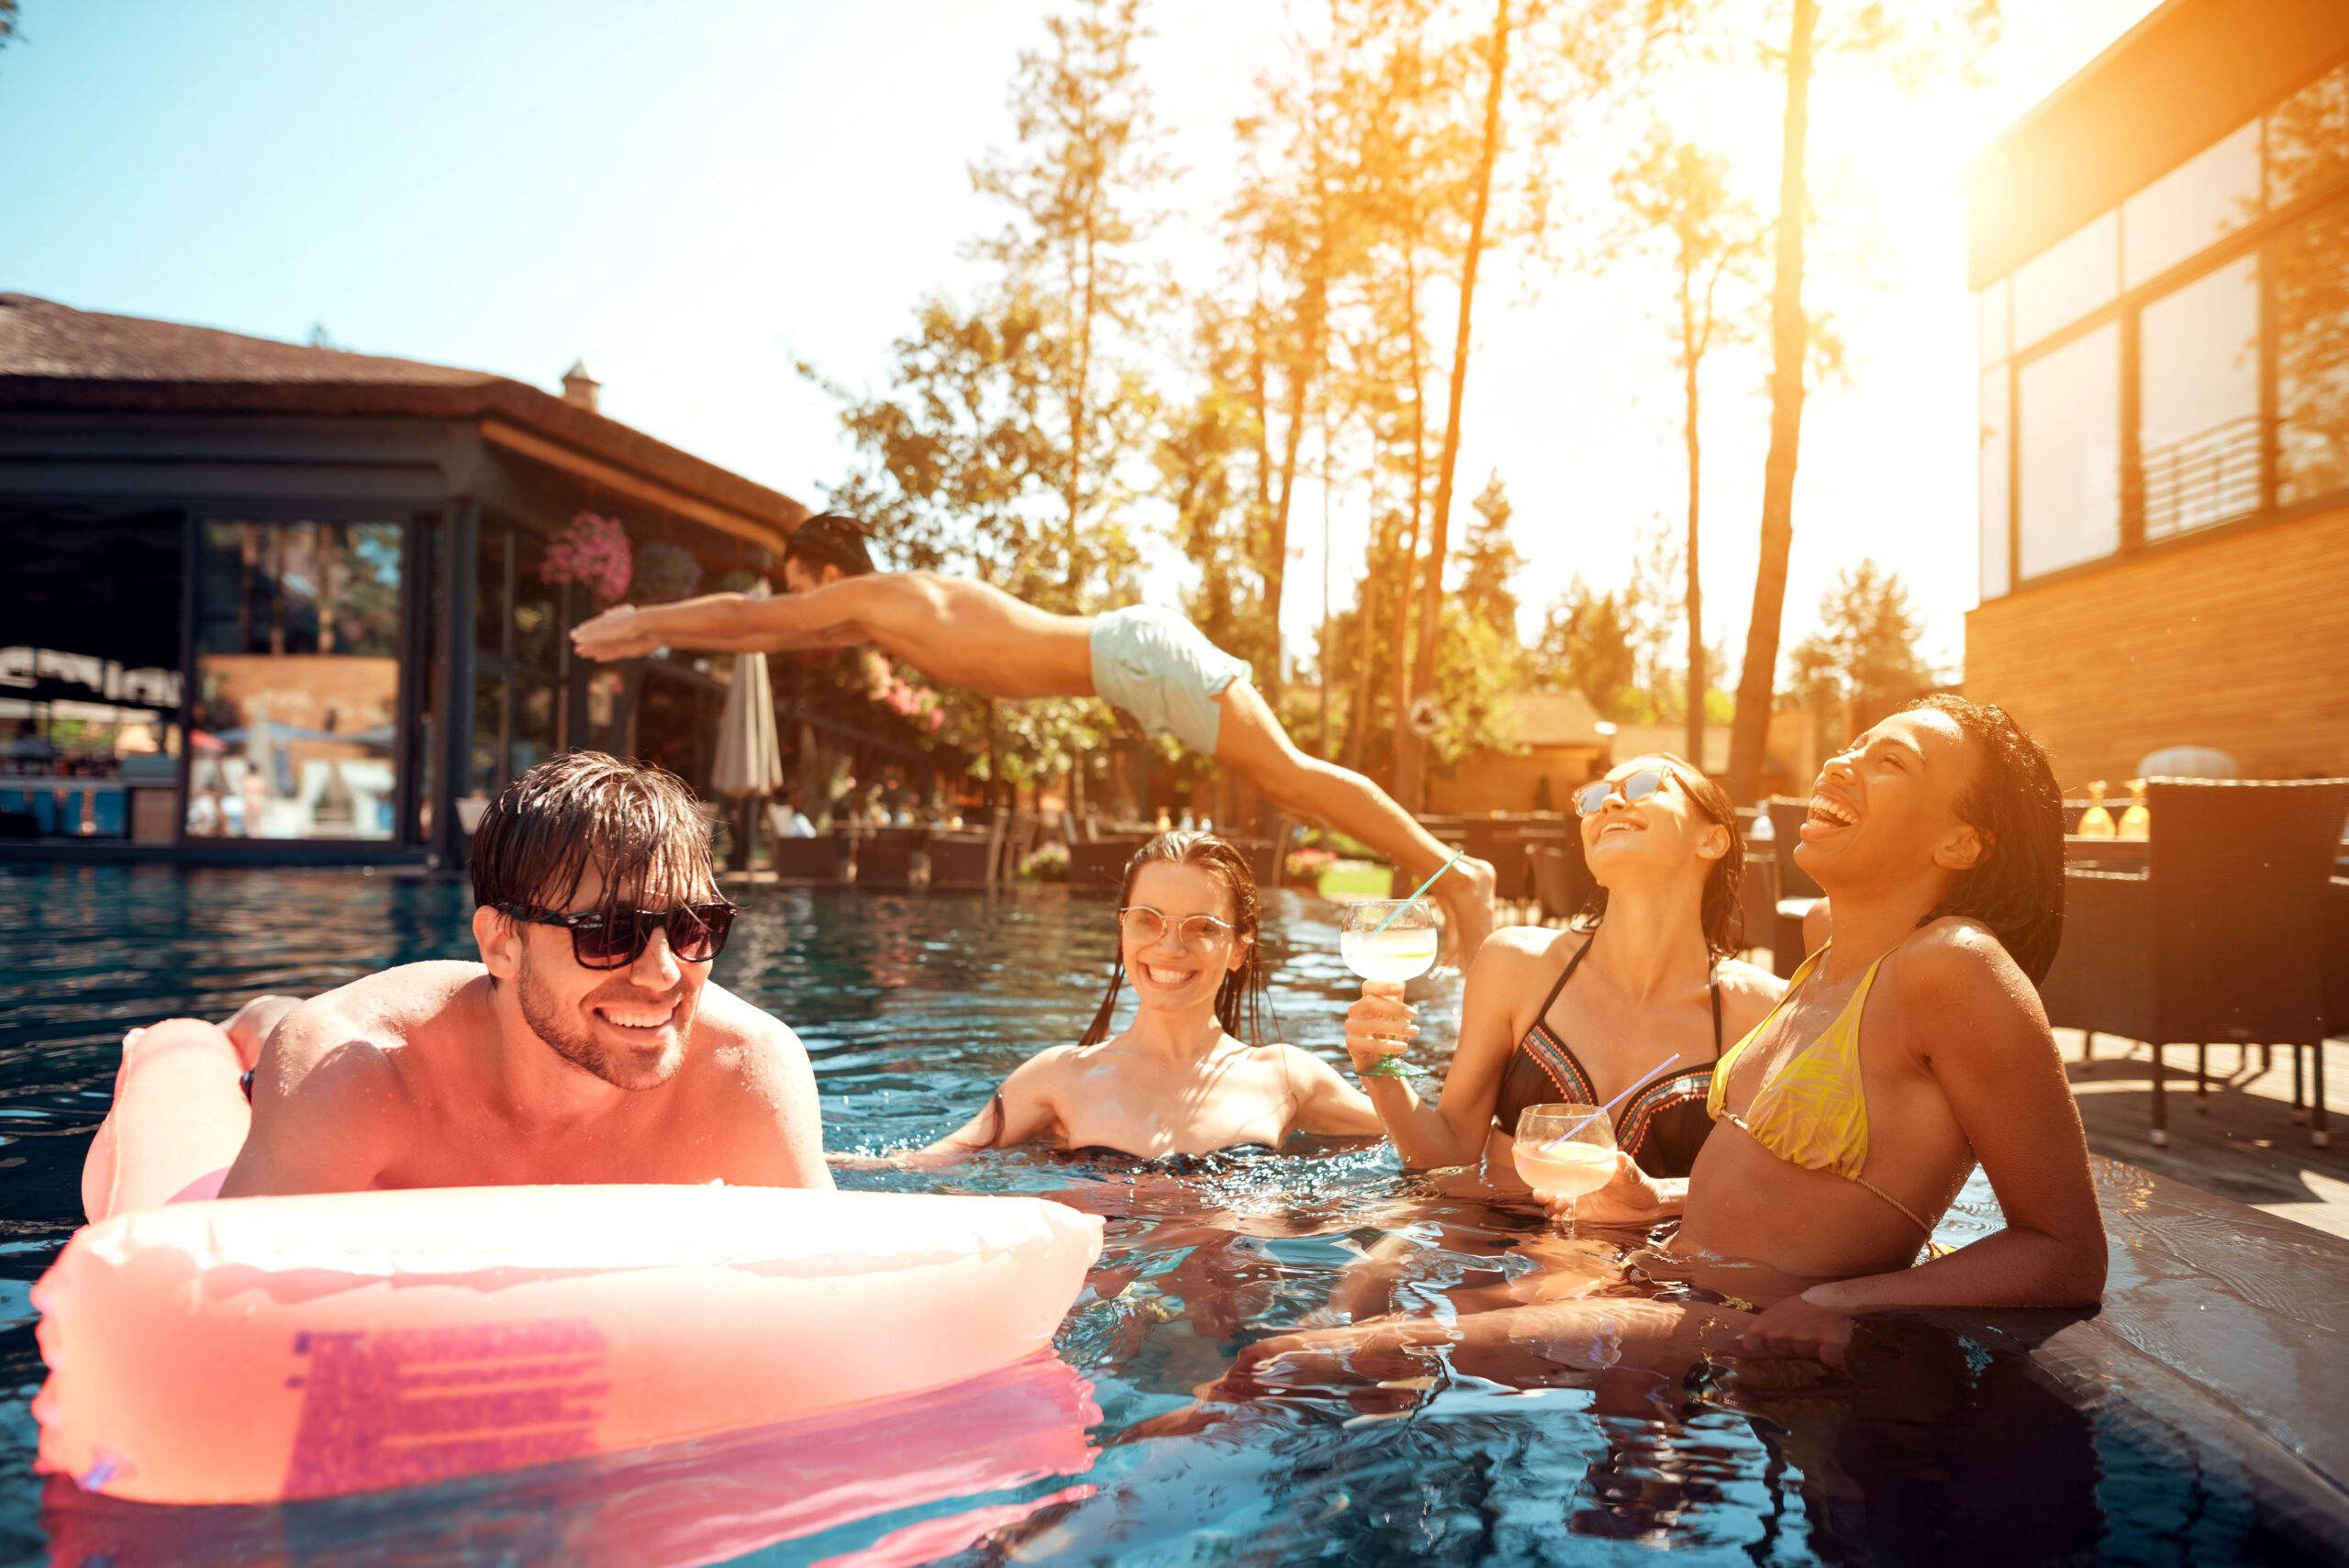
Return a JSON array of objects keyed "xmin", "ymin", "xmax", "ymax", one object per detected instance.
[{"xmin": 1117, "ymin": 906, "xmax": 1239, "ymax": 951}]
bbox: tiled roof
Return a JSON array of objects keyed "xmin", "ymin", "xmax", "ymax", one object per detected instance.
[
  {"xmin": 0, "ymin": 294, "xmax": 807, "ymax": 533},
  {"xmin": 1510, "ymin": 689, "xmax": 1609, "ymax": 748}
]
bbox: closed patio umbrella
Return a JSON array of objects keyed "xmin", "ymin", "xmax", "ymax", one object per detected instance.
[{"xmin": 711, "ymin": 587, "xmax": 785, "ymax": 895}]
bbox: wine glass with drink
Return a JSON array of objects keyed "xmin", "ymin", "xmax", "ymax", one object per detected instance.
[
  {"xmin": 1513, "ymin": 1103, "xmax": 1618, "ymax": 1240},
  {"xmin": 1341, "ymin": 898, "xmax": 1439, "ymax": 1077}
]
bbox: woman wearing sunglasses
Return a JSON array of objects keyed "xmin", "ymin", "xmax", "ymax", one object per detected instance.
[
  {"xmin": 905, "ymin": 831, "xmax": 1382, "ymax": 1162},
  {"xmin": 1345, "ymin": 755, "xmax": 1784, "ymax": 1205}
]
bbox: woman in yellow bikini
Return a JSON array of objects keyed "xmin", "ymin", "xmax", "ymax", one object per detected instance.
[{"xmin": 1197, "ymin": 695, "xmax": 2106, "ymax": 1391}]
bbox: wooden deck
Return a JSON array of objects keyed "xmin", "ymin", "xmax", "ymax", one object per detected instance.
[{"xmin": 2054, "ymin": 1029, "xmax": 2349, "ymax": 1240}]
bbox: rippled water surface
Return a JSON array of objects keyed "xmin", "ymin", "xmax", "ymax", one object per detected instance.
[{"xmin": 0, "ymin": 865, "xmax": 2332, "ymax": 1566}]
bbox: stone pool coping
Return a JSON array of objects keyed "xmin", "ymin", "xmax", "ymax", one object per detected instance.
[{"xmin": 1920, "ymin": 1156, "xmax": 2349, "ymax": 1547}]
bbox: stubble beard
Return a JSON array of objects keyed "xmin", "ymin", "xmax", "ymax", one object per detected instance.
[{"xmin": 515, "ymin": 951, "xmax": 689, "ymax": 1091}]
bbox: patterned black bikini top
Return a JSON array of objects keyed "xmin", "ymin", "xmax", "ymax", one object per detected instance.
[{"xmin": 1491, "ymin": 935, "xmax": 1723, "ymax": 1180}]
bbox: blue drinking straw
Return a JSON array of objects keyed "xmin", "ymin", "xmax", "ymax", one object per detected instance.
[
  {"xmin": 1545, "ymin": 1053, "xmax": 1680, "ymax": 1149},
  {"xmin": 1369, "ymin": 849, "xmax": 1466, "ymax": 936}
]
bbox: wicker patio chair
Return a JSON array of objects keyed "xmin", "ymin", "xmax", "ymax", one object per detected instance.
[
  {"xmin": 2036, "ymin": 778, "xmax": 2348, "ymax": 1147},
  {"xmin": 1763, "ymin": 798, "xmax": 1826, "ymax": 899},
  {"xmin": 1493, "ymin": 822, "xmax": 1571, "ymax": 911},
  {"xmin": 1739, "ymin": 850, "xmax": 1781, "ymax": 966},
  {"xmin": 1530, "ymin": 839, "xmax": 1595, "ymax": 927}
]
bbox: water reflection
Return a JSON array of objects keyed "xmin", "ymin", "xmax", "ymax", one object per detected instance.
[
  {"xmin": 0, "ymin": 871, "xmax": 2333, "ymax": 1566},
  {"xmin": 2278, "ymin": 198, "xmax": 2349, "ymax": 507}
]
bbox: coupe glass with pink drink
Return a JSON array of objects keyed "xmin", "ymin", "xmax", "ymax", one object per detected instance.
[{"xmin": 1512, "ymin": 1103, "xmax": 1617, "ymax": 1240}]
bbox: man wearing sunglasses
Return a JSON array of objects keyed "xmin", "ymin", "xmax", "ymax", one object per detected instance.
[{"xmin": 217, "ymin": 751, "xmax": 831, "ymax": 1197}]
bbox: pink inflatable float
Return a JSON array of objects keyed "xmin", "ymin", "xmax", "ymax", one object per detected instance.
[
  {"xmin": 36, "ymin": 1022, "xmax": 1106, "ymax": 1507},
  {"xmin": 42, "ymin": 1351, "xmax": 1102, "ymax": 1568}
]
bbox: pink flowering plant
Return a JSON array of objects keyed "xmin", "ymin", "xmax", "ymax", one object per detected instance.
[
  {"xmin": 862, "ymin": 651, "xmax": 946, "ymax": 731},
  {"xmin": 540, "ymin": 511, "xmax": 633, "ymax": 605}
]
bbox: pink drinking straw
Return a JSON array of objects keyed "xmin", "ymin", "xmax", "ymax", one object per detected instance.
[{"xmin": 1544, "ymin": 1054, "xmax": 1680, "ymax": 1149}]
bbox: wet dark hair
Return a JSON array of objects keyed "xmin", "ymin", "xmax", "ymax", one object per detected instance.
[
  {"xmin": 1901, "ymin": 693, "xmax": 2066, "ymax": 984},
  {"xmin": 783, "ymin": 513, "xmax": 875, "ymax": 580},
  {"xmin": 1578, "ymin": 753, "xmax": 1747, "ymax": 955},
  {"xmin": 471, "ymin": 751, "xmax": 718, "ymax": 929},
  {"xmin": 1081, "ymin": 831, "xmax": 1278, "ymax": 1051}
]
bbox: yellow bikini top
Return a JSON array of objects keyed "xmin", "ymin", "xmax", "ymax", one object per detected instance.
[{"xmin": 1706, "ymin": 945, "xmax": 1933, "ymax": 1235}]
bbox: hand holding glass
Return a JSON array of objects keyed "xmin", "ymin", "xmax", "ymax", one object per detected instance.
[
  {"xmin": 1513, "ymin": 1103, "xmax": 1618, "ymax": 1239},
  {"xmin": 1342, "ymin": 899, "xmax": 1438, "ymax": 1077}
]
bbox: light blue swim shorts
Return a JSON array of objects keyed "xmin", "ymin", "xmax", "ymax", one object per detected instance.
[{"xmin": 1088, "ymin": 605, "xmax": 1253, "ymax": 756}]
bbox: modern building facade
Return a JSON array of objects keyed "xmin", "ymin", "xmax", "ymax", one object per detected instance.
[
  {"xmin": 0, "ymin": 295, "xmax": 828, "ymax": 864},
  {"xmin": 1965, "ymin": 0, "xmax": 2349, "ymax": 784}
]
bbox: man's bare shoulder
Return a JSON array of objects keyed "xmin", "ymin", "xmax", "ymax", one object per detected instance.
[
  {"xmin": 686, "ymin": 984, "xmax": 815, "ymax": 1090},
  {"xmin": 267, "ymin": 962, "xmax": 482, "ymax": 1067}
]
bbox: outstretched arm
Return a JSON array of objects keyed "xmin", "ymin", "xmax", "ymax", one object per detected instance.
[{"xmin": 571, "ymin": 588, "xmax": 868, "ymax": 661}]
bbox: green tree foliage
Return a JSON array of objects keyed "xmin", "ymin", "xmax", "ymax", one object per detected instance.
[
  {"xmin": 969, "ymin": 0, "xmax": 1176, "ymax": 598},
  {"xmin": 1533, "ymin": 579, "xmax": 1640, "ymax": 722},
  {"xmin": 1455, "ymin": 472, "xmax": 1526, "ymax": 632},
  {"xmin": 1599, "ymin": 124, "xmax": 1763, "ymax": 765},
  {"xmin": 1724, "ymin": 0, "xmax": 2001, "ymax": 801},
  {"xmin": 1781, "ymin": 558, "xmax": 1935, "ymax": 718},
  {"xmin": 799, "ymin": 291, "xmax": 1085, "ymax": 601},
  {"xmin": 1156, "ymin": 331, "xmax": 1272, "ymax": 679}
]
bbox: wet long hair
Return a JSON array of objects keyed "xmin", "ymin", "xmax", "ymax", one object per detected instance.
[
  {"xmin": 1079, "ymin": 831, "xmax": 1279, "ymax": 1051},
  {"xmin": 1577, "ymin": 753, "xmax": 1747, "ymax": 956},
  {"xmin": 1902, "ymin": 693, "xmax": 2066, "ymax": 984}
]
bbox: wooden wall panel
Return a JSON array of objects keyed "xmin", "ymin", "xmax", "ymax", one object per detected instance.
[{"xmin": 1965, "ymin": 503, "xmax": 2349, "ymax": 786}]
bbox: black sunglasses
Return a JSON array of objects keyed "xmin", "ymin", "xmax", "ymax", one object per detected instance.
[
  {"xmin": 495, "ymin": 900, "xmax": 739, "ymax": 969},
  {"xmin": 1574, "ymin": 768, "xmax": 1670, "ymax": 817}
]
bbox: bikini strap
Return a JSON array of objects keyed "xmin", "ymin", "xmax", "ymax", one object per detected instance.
[{"xmin": 1533, "ymin": 929, "xmax": 1595, "ymax": 1025}]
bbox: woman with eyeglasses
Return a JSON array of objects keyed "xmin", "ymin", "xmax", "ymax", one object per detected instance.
[
  {"xmin": 1345, "ymin": 755, "xmax": 1784, "ymax": 1204},
  {"xmin": 907, "ymin": 831, "xmax": 1382, "ymax": 1162}
]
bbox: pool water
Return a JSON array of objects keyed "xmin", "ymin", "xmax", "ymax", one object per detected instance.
[{"xmin": 0, "ymin": 865, "xmax": 2336, "ymax": 1566}]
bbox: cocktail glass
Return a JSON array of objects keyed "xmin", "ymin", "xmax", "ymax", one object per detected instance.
[
  {"xmin": 1513, "ymin": 1102, "xmax": 1618, "ymax": 1240},
  {"xmin": 1342, "ymin": 898, "xmax": 1439, "ymax": 1078}
]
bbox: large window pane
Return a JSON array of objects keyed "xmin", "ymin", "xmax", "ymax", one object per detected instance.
[
  {"xmin": 2123, "ymin": 121, "xmax": 2261, "ymax": 289},
  {"xmin": 2267, "ymin": 61, "xmax": 2349, "ymax": 210},
  {"xmin": 512, "ymin": 680, "xmax": 557, "ymax": 777},
  {"xmin": 2018, "ymin": 322, "xmax": 2121, "ymax": 579},
  {"xmin": 475, "ymin": 522, "xmax": 507, "ymax": 656},
  {"xmin": 472, "ymin": 673, "xmax": 504, "ymax": 797},
  {"xmin": 2140, "ymin": 254, "xmax": 2262, "ymax": 538},
  {"xmin": 1979, "ymin": 371, "xmax": 2010, "ymax": 599},
  {"xmin": 2279, "ymin": 200, "xmax": 2349, "ymax": 506},
  {"xmin": 190, "ymin": 520, "xmax": 402, "ymax": 840},
  {"xmin": 2013, "ymin": 211, "xmax": 2118, "ymax": 350},
  {"xmin": 513, "ymin": 528, "xmax": 560, "ymax": 672}
]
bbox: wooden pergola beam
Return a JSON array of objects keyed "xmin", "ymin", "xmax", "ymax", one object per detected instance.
[{"xmin": 479, "ymin": 418, "xmax": 791, "ymax": 556}]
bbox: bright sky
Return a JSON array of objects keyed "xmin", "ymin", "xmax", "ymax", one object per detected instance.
[{"xmin": 0, "ymin": 0, "xmax": 2162, "ymax": 681}]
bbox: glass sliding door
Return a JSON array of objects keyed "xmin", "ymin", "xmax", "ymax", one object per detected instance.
[{"xmin": 188, "ymin": 519, "xmax": 404, "ymax": 840}]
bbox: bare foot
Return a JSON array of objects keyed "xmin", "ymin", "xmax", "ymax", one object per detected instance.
[
  {"xmin": 220, "ymin": 995, "xmax": 302, "ymax": 1070},
  {"xmin": 1438, "ymin": 856, "xmax": 1497, "ymax": 969}
]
